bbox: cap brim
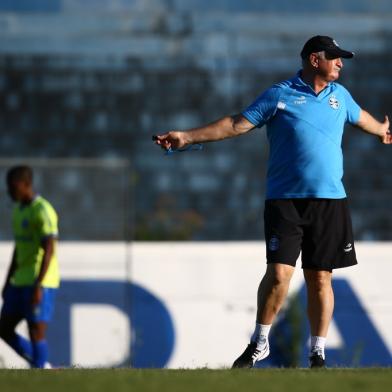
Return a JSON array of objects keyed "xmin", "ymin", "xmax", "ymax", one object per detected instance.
[{"xmin": 325, "ymin": 48, "xmax": 354, "ymax": 59}]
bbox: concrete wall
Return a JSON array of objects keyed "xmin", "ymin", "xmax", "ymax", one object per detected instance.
[{"xmin": 0, "ymin": 241, "xmax": 391, "ymax": 368}]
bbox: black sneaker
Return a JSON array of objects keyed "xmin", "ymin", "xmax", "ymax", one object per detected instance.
[
  {"xmin": 232, "ymin": 341, "xmax": 270, "ymax": 369},
  {"xmin": 309, "ymin": 352, "xmax": 326, "ymax": 368}
]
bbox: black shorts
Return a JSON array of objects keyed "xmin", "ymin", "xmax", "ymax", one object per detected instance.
[{"xmin": 264, "ymin": 198, "xmax": 357, "ymax": 271}]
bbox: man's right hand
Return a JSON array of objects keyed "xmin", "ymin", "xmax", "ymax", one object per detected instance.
[{"xmin": 153, "ymin": 132, "xmax": 189, "ymax": 152}]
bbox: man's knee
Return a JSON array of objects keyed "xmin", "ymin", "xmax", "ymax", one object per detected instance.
[
  {"xmin": 28, "ymin": 322, "xmax": 47, "ymax": 342},
  {"xmin": 266, "ymin": 263, "xmax": 295, "ymax": 286},
  {"xmin": 304, "ymin": 270, "xmax": 332, "ymax": 290}
]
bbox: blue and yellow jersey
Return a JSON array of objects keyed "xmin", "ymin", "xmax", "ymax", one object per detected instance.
[{"xmin": 11, "ymin": 195, "xmax": 60, "ymax": 288}]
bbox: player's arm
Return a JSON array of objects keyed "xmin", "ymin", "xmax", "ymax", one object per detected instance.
[
  {"xmin": 1, "ymin": 248, "xmax": 17, "ymax": 299},
  {"xmin": 32, "ymin": 236, "xmax": 56, "ymax": 306},
  {"xmin": 356, "ymin": 110, "xmax": 391, "ymax": 144},
  {"xmin": 153, "ymin": 114, "xmax": 256, "ymax": 151}
]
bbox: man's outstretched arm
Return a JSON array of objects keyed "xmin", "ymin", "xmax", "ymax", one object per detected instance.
[
  {"xmin": 356, "ymin": 110, "xmax": 391, "ymax": 144},
  {"xmin": 153, "ymin": 114, "xmax": 256, "ymax": 151}
]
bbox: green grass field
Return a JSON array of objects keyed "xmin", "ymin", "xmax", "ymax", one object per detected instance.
[{"xmin": 0, "ymin": 368, "xmax": 391, "ymax": 392}]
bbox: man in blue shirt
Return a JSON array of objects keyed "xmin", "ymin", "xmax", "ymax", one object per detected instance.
[{"xmin": 153, "ymin": 36, "xmax": 391, "ymax": 368}]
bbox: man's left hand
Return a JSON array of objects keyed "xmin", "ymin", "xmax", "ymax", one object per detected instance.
[
  {"xmin": 32, "ymin": 285, "xmax": 43, "ymax": 306},
  {"xmin": 380, "ymin": 115, "xmax": 391, "ymax": 144}
]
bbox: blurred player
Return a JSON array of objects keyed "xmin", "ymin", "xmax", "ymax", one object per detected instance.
[
  {"xmin": 0, "ymin": 165, "xmax": 60, "ymax": 368},
  {"xmin": 153, "ymin": 36, "xmax": 391, "ymax": 368}
]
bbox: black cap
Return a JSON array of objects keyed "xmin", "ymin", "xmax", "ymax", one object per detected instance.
[{"xmin": 300, "ymin": 35, "xmax": 354, "ymax": 60}]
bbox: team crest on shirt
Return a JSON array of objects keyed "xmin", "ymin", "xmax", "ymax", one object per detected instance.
[{"xmin": 329, "ymin": 95, "xmax": 339, "ymax": 109}]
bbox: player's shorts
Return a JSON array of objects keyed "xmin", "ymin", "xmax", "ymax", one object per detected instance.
[
  {"xmin": 264, "ymin": 198, "xmax": 357, "ymax": 271},
  {"xmin": 0, "ymin": 285, "xmax": 57, "ymax": 323}
]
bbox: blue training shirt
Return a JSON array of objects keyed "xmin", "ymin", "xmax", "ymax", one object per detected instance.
[{"xmin": 242, "ymin": 71, "xmax": 361, "ymax": 199}]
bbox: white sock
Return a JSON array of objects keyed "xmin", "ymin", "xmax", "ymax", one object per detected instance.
[
  {"xmin": 310, "ymin": 336, "xmax": 326, "ymax": 359},
  {"xmin": 251, "ymin": 323, "xmax": 271, "ymax": 349}
]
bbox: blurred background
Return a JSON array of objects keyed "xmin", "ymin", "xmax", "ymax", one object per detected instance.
[
  {"xmin": 0, "ymin": 0, "xmax": 391, "ymax": 240},
  {"xmin": 0, "ymin": 0, "xmax": 391, "ymax": 368}
]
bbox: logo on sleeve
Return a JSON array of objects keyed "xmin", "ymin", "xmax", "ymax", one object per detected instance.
[
  {"xmin": 269, "ymin": 236, "xmax": 280, "ymax": 251},
  {"xmin": 329, "ymin": 95, "xmax": 340, "ymax": 109}
]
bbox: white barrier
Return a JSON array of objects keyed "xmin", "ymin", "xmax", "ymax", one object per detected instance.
[{"xmin": 0, "ymin": 242, "xmax": 391, "ymax": 368}]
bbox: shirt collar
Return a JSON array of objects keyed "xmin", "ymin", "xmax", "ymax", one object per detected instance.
[
  {"xmin": 18, "ymin": 193, "xmax": 39, "ymax": 209},
  {"xmin": 293, "ymin": 70, "xmax": 308, "ymax": 87},
  {"xmin": 293, "ymin": 70, "xmax": 333, "ymax": 96}
]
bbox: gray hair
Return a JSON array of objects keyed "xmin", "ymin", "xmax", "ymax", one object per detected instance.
[{"xmin": 301, "ymin": 51, "xmax": 326, "ymax": 67}]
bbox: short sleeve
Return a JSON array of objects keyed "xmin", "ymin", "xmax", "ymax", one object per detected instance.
[
  {"xmin": 342, "ymin": 86, "xmax": 361, "ymax": 124},
  {"xmin": 34, "ymin": 204, "xmax": 59, "ymax": 239},
  {"xmin": 242, "ymin": 86, "xmax": 282, "ymax": 128}
]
